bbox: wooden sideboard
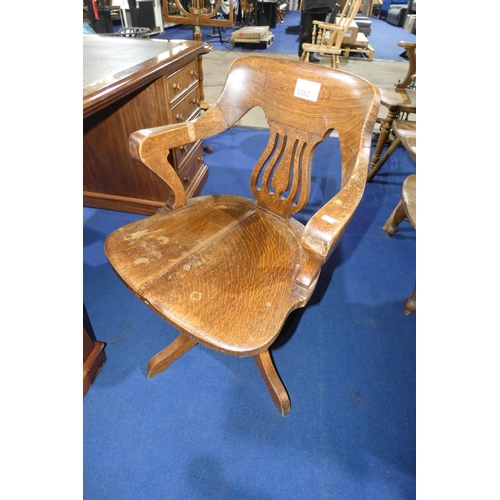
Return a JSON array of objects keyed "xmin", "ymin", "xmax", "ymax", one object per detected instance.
[
  {"xmin": 83, "ymin": 304, "xmax": 106, "ymax": 397},
  {"xmin": 83, "ymin": 35, "xmax": 213, "ymax": 215}
]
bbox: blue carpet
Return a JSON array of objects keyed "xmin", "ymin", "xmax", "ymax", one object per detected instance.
[
  {"xmin": 153, "ymin": 10, "xmax": 416, "ymax": 61},
  {"xmin": 84, "ymin": 127, "xmax": 416, "ymax": 499}
]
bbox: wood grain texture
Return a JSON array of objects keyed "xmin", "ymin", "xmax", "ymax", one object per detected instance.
[{"xmin": 105, "ymin": 56, "xmax": 381, "ymax": 414}]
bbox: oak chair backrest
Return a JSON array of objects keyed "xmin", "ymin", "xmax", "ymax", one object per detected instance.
[{"xmin": 130, "ymin": 55, "xmax": 380, "ymax": 232}]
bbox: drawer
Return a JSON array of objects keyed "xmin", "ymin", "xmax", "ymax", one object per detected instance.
[
  {"xmin": 166, "ymin": 59, "xmax": 199, "ymax": 104},
  {"xmin": 173, "ymin": 138, "xmax": 201, "ymax": 170},
  {"xmin": 170, "ymin": 86, "xmax": 200, "ymax": 124},
  {"xmin": 178, "ymin": 141, "xmax": 205, "ymax": 191}
]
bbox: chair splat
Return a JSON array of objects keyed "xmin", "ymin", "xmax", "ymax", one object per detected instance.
[{"xmin": 251, "ymin": 122, "xmax": 323, "ymax": 218}]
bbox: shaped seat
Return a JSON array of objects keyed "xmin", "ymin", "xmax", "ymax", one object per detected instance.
[
  {"xmin": 368, "ymin": 41, "xmax": 416, "ymax": 181},
  {"xmin": 301, "ymin": 0, "xmax": 362, "ymax": 68},
  {"xmin": 105, "ymin": 56, "xmax": 380, "ymax": 415}
]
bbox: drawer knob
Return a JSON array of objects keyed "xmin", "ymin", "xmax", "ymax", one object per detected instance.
[
  {"xmin": 173, "ymin": 83, "xmax": 182, "ymax": 91},
  {"xmin": 190, "ymin": 70, "xmax": 198, "ymax": 78},
  {"xmin": 180, "ymin": 145, "xmax": 187, "ymax": 152},
  {"xmin": 176, "ymin": 113, "xmax": 184, "ymax": 121},
  {"xmin": 183, "ymin": 176, "xmax": 191, "ymax": 185}
]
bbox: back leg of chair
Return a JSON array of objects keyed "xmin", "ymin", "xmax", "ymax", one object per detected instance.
[
  {"xmin": 254, "ymin": 350, "xmax": 291, "ymax": 416},
  {"xmin": 367, "ymin": 136, "xmax": 401, "ymax": 181},
  {"xmin": 147, "ymin": 330, "xmax": 198, "ymax": 378},
  {"xmin": 404, "ymin": 283, "xmax": 416, "ymax": 315},
  {"xmin": 383, "ymin": 199, "xmax": 407, "ymax": 236},
  {"xmin": 369, "ymin": 110, "xmax": 397, "ymax": 177}
]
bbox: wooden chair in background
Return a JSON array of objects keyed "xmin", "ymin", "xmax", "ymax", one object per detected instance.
[
  {"xmin": 104, "ymin": 56, "xmax": 380, "ymax": 415},
  {"xmin": 301, "ymin": 0, "xmax": 362, "ymax": 68},
  {"xmin": 383, "ymin": 173, "xmax": 416, "ymax": 315},
  {"xmin": 368, "ymin": 41, "xmax": 416, "ymax": 181},
  {"xmin": 369, "ymin": 119, "xmax": 415, "ymax": 182}
]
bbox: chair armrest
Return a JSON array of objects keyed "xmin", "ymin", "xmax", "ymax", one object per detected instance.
[
  {"xmin": 296, "ymin": 152, "xmax": 368, "ymax": 289},
  {"xmin": 397, "ymin": 41, "xmax": 416, "ymax": 50},
  {"xmin": 395, "ymin": 41, "xmax": 416, "ymax": 88},
  {"xmin": 128, "ymin": 105, "xmax": 230, "ymax": 210}
]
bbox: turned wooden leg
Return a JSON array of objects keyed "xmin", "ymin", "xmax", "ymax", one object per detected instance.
[
  {"xmin": 254, "ymin": 350, "xmax": 290, "ymax": 416},
  {"xmin": 382, "ymin": 200, "xmax": 407, "ymax": 236},
  {"xmin": 147, "ymin": 330, "xmax": 198, "ymax": 378},
  {"xmin": 367, "ymin": 137, "xmax": 401, "ymax": 182},
  {"xmin": 404, "ymin": 283, "xmax": 416, "ymax": 315},
  {"xmin": 368, "ymin": 110, "xmax": 397, "ymax": 180}
]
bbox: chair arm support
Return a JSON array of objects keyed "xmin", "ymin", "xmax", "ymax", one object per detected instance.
[
  {"xmin": 295, "ymin": 161, "xmax": 366, "ymax": 292},
  {"xmin": 300, "ymin": 163, "xmax": 366, "ymax": 263},
  {"xmin": 128, "ymin": 105, "xmax": 230, "ymax": 210},
  {"xmin": 396, "ymin": 41, "xmax": 416, "ymax": 89}
]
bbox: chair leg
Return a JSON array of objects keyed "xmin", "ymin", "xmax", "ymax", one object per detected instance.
[
  {"xmin": 368, "ymin": 110, "xmax": 397, "ymax": 179},
  {"xmin": 147, "ymin": 330, "xmax": 198, "ymax": 378},
  {"xmin": 367, "ymin": 137, "xmax": 401, "ymax": 182},
  {"xmin": 382, "ymin": 200, "xmax": 407, "ymax": 236},
  {"xmin": 254, "ymin": 350, "xmax": 291, "ymax": 416},
  {"xmin": 404, "ymin": 283, "xmax": 416, "ymax": 315}
]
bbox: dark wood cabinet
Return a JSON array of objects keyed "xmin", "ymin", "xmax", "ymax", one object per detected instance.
[{"xmin": 83, "ymin": 36, "xmax": 213, "ymax": 215}]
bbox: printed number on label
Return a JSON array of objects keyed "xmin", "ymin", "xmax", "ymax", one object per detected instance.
[{"xmin": 294, "ymin": 78, "xmax": 321, "ymax": 102}]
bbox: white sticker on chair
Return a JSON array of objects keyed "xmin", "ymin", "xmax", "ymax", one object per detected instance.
[
  {"xmin": 294, "ymin": 79, "xmax": 321, "ymax": 102},
  {"xmin": 321, "ymin": 214, "xmax": 336, "ymax": 224}
]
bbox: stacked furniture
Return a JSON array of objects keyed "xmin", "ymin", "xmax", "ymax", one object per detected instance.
[
  {"xmin": 301, "ymin": 0, "xmax": 365, "ymax": 67},
  {"xmin": 354, "ymin": 14, "xmax": 372, "ymax": 37},
  {"xmin": 230, "ymin": 25, "xmax": 275, "ymax": 48}
]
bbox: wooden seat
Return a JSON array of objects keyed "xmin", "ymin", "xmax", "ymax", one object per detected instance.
[
  {"xmin": 383, "ymin": 174, "xmax": 416, "ymax": 314},
  {"xmin": 301, "ymin": 0, "xmax": 362, "ymax": 68},
  {"xmin": 105, "ymin": 56, "xmax": 380, "ymax": 415},
  {"xmin": 368, "ymin": 41, "xmax": 416, "ymax": 181}
]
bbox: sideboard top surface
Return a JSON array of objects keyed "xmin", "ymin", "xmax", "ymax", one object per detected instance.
[{"xmin": 83, "ymin": 35, "xmax": 211, "ymax": 117}]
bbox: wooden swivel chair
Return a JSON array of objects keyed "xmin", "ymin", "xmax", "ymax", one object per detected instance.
[
  {"xmin": 301, "ymin": 0, "xmax": 362, "ymax": 68},
  {"xmin": 104, "ymin": 56, "xmax": 380, "ymax": 415},
  {"xmin": 367, "ymin": 41, "xmax": 416, "ymax": 182},
  {"xmin": 383, "ymin": 174, "xmax": 416, "ymax": 315}
]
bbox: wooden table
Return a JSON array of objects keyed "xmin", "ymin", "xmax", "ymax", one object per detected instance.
[{"xmin": 83, "ymin": 35, "xmax": 212, "ymax": 215}]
